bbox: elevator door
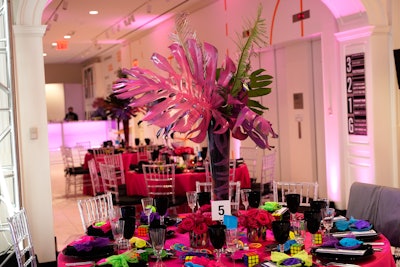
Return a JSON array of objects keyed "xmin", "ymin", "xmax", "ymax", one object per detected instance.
[{"xmin": 253, "ymin": 38, "xmax": 327, "ymax": 197}]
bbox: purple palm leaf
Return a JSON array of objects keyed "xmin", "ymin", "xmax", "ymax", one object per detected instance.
[{"xmin": 113, "ymin": 39, "xmax": 277, "ymax": 149}]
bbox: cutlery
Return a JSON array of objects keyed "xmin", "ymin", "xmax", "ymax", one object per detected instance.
[
  {"xmin": 364, "ymin": 242, "xmax": 384, "ymax": 246},
  {"xmin": 65, "ymin": 261, "xmax": 95, "ymax": 266}
]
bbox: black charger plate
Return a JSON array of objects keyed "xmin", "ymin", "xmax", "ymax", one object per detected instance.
[{"xmin": 311, "ymin": 245, "xmax": 374, "ymax": 262}]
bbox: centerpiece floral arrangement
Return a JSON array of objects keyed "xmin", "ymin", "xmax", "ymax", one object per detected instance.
[
  {"xmin": 238, "ymin": 208, "xmax": 274, "ymax": 229},
  {"xmin": 177, "ymin": 204, "xmax": 215, "ymax": 235},
  {"xmin": 112, "ymin": 4, "xmax": 278, "ymax": 149},
  {"xmin": 238, "ymin": 208, "xmax": 275, "ymax": 242}
]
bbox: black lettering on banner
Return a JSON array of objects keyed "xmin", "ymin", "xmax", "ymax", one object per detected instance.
[{"xmin": 346, "ymin": 53, "xmax": 367, "ymax": 135}]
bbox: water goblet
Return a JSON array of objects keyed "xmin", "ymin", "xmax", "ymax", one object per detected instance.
[
  {"xmin": 141, "ymin": 197, "xmax": 154, "ymax": 226},
  {"xmin": 225, "ymin": 228, "xmax": 238, "ymax": 266},
  {"xmin": 208, "ymin": 224, "xmax": 227, "ymax": 263},
  {"xmin": 304, "ymin": 210, "xmax": 321, "ymax": 246},
  {"xmin": 248, "ymin": 191, "xmax": 261, "ymax": 208},
  {"xmin": 135, "ymin": 138, "xmax": 140, "ymax": 146},
  {"xmin": 286, "ymin": 193, "xmax": 300, "ymax": 222},
  {"xmin": 154, "ymin": 196, "xmax": 169, "ymax": 225},
  {"xmin": 240, "ymin": 189, "xmax": 251, "ymax": 210},
  {"xmin": 310, "ymin": 199, "xmax": 327, "ymax": 212},
  {"xmin": 292, "ymin": 219, "xmax": 306, "ymax": 245},
  {"xmin": 186, "ymin": 191, "xmax": 197, "ymax": 213},
  {"xmin": 321, "ymin": 207, "xmax": 335, "ymax": 237},
  {"xmin": 272, "ymin": 220, "xmax": 291, "ymax": 253},
  {"xmin": 197, "ymin": 192, "xmax": 211, "ymax": 207},
  {"xmin": 149, "ymin": 225, "xmax": 167, "ymax": 267}
]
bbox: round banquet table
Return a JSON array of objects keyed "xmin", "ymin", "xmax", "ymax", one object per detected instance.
[
  {"xmin": 125, "ymin": 164, "xmax": 251, "ymax": 197},
  {"xmin": 82, "ymin": 152, "xmax": 251, "ymax": 196},
  {"xmin": 57, "ymin": 226, "xmax": 395, "ymax": 267}
]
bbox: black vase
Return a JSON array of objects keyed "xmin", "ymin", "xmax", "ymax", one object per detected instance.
[{"xmin": 207, "ymin": 121, "xmax": 230, "ymax": 200}]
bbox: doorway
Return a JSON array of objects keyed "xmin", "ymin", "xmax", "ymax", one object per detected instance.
[{"xmin": 241, "ymin": 37, "xmax": 327, "ymax": 198}]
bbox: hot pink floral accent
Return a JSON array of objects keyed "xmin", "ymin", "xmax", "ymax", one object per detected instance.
[
  {"xmin": 238, "ymin": 208, "xmax": 275, "ymax": 229},
  {"xmin": 177, "ymin": 207, "xmax": 215, "ymax": 234},
  {"xmin": 173, "ymin": 146, "xmax": 194, "ymax": 156}
]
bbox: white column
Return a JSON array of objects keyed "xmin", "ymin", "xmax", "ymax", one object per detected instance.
[
  {"xmin": 13, "ymin": 24, "xmax": 56, "ymax": 263},
  {"xmin": 334, "ymin": 25, "xmax": 398, "ymax": 209}
]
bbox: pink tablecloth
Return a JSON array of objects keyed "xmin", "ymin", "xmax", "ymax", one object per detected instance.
[
  {"xmin": 57, "ymin": 228, "xmax": 395, "ymax": 267},
  {"xmin": 83, "ymin": 152, "xmax": 142, "ymax": 195},
  {"xmin": 125, "ymin": 164, "xmax": 251, "ymax": 197}
]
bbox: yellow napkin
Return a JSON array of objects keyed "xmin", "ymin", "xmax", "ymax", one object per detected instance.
[
  {"xmin": 129, "ymin": 237, "xmax": 147, "ymax": 248},
  {"xmin": 271, "ymin": 250, "xmax": 312, "ymax": 266}
]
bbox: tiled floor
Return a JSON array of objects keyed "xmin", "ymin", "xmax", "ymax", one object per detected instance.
[{"xmin": 50, "ymin": 162, "xmax": 90, "ymax": 252}]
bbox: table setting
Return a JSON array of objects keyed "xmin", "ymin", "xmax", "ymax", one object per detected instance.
[{"xmin": 58, "ymin": 191, "xmax": 395, "ymax": 267}]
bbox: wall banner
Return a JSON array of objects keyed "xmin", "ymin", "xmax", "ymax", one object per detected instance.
[{"xmin": 346, "ymin": 52, "xmax": 367, "ymax": 135}]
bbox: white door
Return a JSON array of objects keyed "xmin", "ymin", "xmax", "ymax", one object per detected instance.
[{"xmin": 242, "ymin": 37, "xmax": 327, "ymax": 197}]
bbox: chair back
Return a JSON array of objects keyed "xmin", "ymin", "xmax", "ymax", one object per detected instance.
[
  {"xmin": 229, "ymin": 159, "xmax": 236, "ymax": 182},
  {"xmin": 104, "ymin": 154, "xmax": 125, "ymax": 184},
  {"xmin": 92, "ymin": 147, "xmax": 114, "ymax": 166},
  {"xmin": 99, "ymin": 163, "xmax": 120, "ymax": 203},
  {"xmin": 272, "ymin": 180, "xmax": 318, "ymax": 207},
  {"xmin": 76, "ymin": 141, "xmax": 91, "ymax": 165},
  {"xmin": 61, "ymin": 146, "xmax": 77, "ymax": 172},
  {"xmin": 136, "ymin": 145, "xmax": 150, "ymax": 162},
  {"xmin": 143, "ymin": 164, "xmax": 176, "ymax": 204},
  {"xmin": 88, "ymin": 159, "xmax": 102, "ymax": 196},
  {"xmin": 7, "ymin": 208, "xmax": 37, "ymax": 267},
  {"xmin": 204, "ymin": 160, "xmax": 212, "ymax": 183},
  {"xmin": 77, "ymin": 192, "xmax": 114, "ymax": 232},
  {"xmin": 195, "ymin": 181, "xmax": 213, "ymax": 194},
  {"xmin": 260, "ymin": 151, "xmax": 276, "ymax": 196},
  {"xmin": 229, "ymin": 181, "xmax": 241, "ymax": 212}
]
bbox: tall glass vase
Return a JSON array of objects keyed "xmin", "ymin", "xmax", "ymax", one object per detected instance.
[{"xmin": 207, "ymin": 120, "xmax": 230, "ymax": 201}]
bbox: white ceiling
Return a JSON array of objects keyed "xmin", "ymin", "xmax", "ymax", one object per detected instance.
[{"xmin": 42, "ymin": 0, "xmax": 216, "ymax": 64}]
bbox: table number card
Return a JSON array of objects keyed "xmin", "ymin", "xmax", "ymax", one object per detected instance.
[{"xmin": 211, "ymin": 200, "xmax": 231, "ymax": 221}]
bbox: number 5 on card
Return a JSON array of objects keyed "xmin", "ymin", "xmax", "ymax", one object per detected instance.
[{"xmin": 211, "ymin": 200, "xmax": 231, "ymax": 221}]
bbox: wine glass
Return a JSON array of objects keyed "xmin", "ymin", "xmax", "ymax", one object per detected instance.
[
  {"xmin": 240, "ymin": 189, "xmax": 251, "ymax": 211},
  {"xmin": 154, "ymin": 196, "xmax": 169, "ymax": 225},
  {"xmin": 286, "ymin": 193, "xmax": 300, "ymax": 222},
  {"xmin": 304, "ymin": 210, "xmax": 321, "ymax": 246},
  {"xmin": 225, "ymin": 228, "xmax": 238, "ymax": 266},
  {"xmin": 272, "ymin": 220, "xmax": 291, "ymax": 253},
  {"xmin": 321, "ymin": 207, "xmax": 335, "ymax": 237},
  {"xmin": 186, "ymin": 191, "xmax": 197, "ymax": 213},
  {"xmin": 208, "ymin": 224, "xmax": 227, "ymax": 263},
  {"xmin": 149, "ymin": 225, "xmax": 167, "ymax": 267},
  {"xmin": 310, "ymin": 199, "xmax": 327, "ymax": 212},
  {"xmin": 292, "ymin": 219, "xmax": 306, "ymax": 245},
  {"xmin": 197, "ymin": 192, "xmax": 211, "ymax": 207},
  {"xmin": 141, "ymin": 197, "xmax": 154, "ymax": 226}
]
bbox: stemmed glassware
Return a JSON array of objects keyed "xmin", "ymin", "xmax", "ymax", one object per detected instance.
[
  {"xmin": 286, "ymin": 193, "xmax": 300, "ymax": 222},
  {"xmin": 304, "ymin": 210, "xmax": 321, "ymax": 246},
  {"xmin": 240, "ymin": 189, "xmax": 251, "ymax": 211},
  {"xmin": 208, "ymin": 224, "xmax": 227, "ymax": 263},
  {"xmin": 149, "ymin": 225, "xmax": 167, "ymax": 267},
  {"xmin": 225, "ymin": 228, "xmax": 238, "ymax": 266},
  {"xmin": 272, "ymin": 220, "xmax": 291, "ymax": 253},
  {"xmin": 154, "ymin": 196, "xmax": 169, "ymax": 225},
  {"xmin": 321, "ymin": 207, "xmax": 335, "ymax": 237},
  {"xmin": 141, "ymin": 197, "xmax": 154, "ymax": 226},
  {"xmin": 248, "ymin": 191, "xmax": 261, "ymax": 208},
  {"xmin": 186, "ymin": 191, "xmax": 197, "ymax": 213}
]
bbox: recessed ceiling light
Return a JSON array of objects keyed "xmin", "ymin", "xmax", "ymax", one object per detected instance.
[
  {"xmin": 51, "ymin": 42, "xmax": 57, "ymax": 47},
  {"xmin": 89, "ymin": 10, "xmax": 98, "ymax": 15},
  {"xmin": 64, "ymin": 35, "xmax": 71, "ymax": 39},
  {"xmin": 43, "ymin": 53, "xmax": 47, "ymax": 57}
]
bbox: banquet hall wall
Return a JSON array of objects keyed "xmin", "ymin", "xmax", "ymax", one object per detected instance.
[{"xmin": 7, "ymin": 0, "xmax": 400, "ymax": 264}]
